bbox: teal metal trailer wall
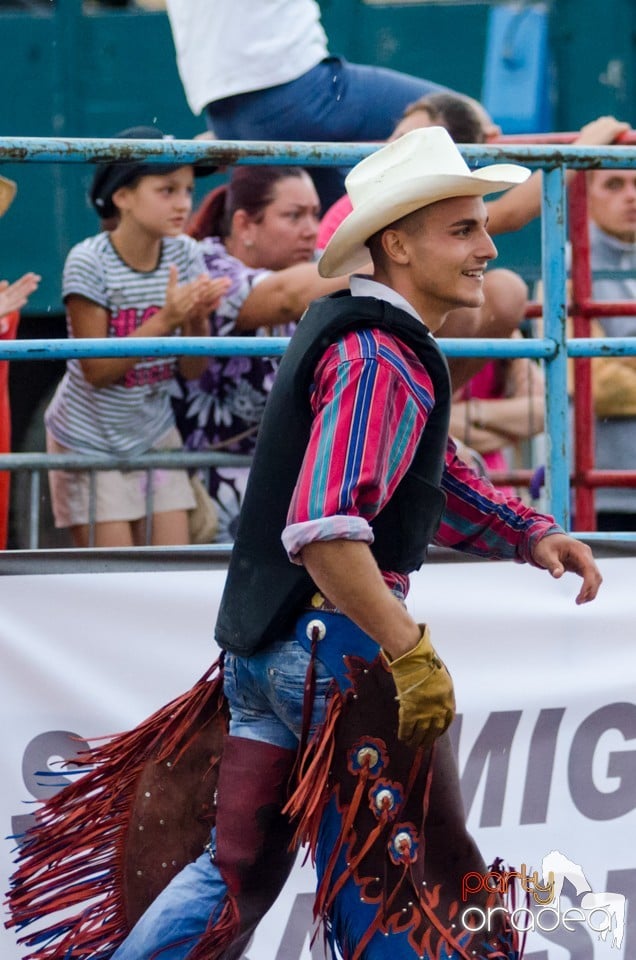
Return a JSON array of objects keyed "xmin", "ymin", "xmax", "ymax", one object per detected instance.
[
  {"xmin": 318, "ymin": 0, "xmax": 635, "ymax": 132},
  {"xmin": 1, "ymin": 0, "xmax": 635, "ymax": 317},
  {"xmin": 0, "ymin": 0, "xmax": 199, "ymax": 316}
]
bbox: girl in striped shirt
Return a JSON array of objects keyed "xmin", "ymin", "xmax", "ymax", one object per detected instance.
[{"xmin": 45, "ymin": 126, "xmax": 230, "ymax": 547}]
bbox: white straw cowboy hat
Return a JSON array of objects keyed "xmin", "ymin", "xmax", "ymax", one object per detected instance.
[
  {"xmin": 0, "ymin": 175, "xmax": 17, "ymax": 218},
  {"xmin": 318, "ymin": 126, "xmax": 530, "ymax": 278}
]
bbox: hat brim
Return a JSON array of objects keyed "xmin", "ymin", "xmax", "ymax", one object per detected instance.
[
  {"xmin": 0, "ymin": 176, "xmax": 17, "ymax": 218},
  {"xmin": 91, "ymin": 160, "xmax": 217, "ymax": 219},
  {"xmin": 318, "ymin": 164, "xmax": 530, "ymax": 278}
]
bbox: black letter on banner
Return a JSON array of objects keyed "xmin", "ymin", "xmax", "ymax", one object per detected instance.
[
  {"xmin": 456, "ymin": 711, "xmax": 522, "ymax": 827},
  {"xmin": 520, "ymin": 707, "xmax": 565, "ymax": 824},
  {"xmin": 568, "ymin": 702, "xmax": 636, "ymax": 820}
]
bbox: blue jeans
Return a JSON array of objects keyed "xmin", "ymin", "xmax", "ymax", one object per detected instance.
[{"xmin": 206, "ymin": 57, "xmax": 449, "ymax": 208}]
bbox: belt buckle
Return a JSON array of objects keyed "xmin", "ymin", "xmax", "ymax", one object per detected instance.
[{"xmin": 308, "ymin": 591, "xmax": 337, "ymax": 613}]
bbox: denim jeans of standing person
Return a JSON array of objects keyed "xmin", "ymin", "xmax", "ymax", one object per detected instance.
[{"xmin": 205, "ymin": 57, "xmax": 449, "ymax": 209}]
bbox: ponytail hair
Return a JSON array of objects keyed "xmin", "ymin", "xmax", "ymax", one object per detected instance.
[
  {"xmin": 187, "ymin": 165, "xmax": 308, "ymax": 241},
  {"xmin": 187, "ymin": 184, "xmax": 229, "ymax": 241}
]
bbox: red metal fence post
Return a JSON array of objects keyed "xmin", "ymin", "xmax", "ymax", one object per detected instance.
[{"xmin": 568, "ymin": 172, "xmax": 597, "ymax": 530}]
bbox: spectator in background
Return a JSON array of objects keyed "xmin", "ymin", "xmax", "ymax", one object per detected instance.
[
  {"xmin": 163, "ymin": 0, "xmax": 488, "ymax": 209},
  {"xmin": 172, "ymin": 165, "xmax": 348, "ymax": 541},
  {"xmin": 0, "ymin": 174, "xmax": 40, "ymax": 549},
  {"xmin": 586, "ymin": 160, "xmax": 636, "ymax": 530},
  {"xmin": 320, "ymin": 101, "xmax": 629, "ymax": 241},
  {"xmin": 44, "ymin": 126, "xmax": 230, "ymax": 548},
  {"xmin": 449, "ymin": 334, "xmax": 545, "ymax": 494}
]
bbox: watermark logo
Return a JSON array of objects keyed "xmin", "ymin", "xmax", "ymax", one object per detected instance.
[{"xmin": 461, "ymin": 849, "xmax": 627, "ymax": 949}]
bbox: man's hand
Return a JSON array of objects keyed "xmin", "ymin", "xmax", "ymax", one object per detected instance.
[
  {"xmin": 574, "ymin": 115, "xmax": 630, "ymax": 146},
  {"xmin": 383, "ymin": 624, "xmax": 455, "ymax": 750},
  {"xmin": 531, "ymin": 533, "xmax": 602, "ymax": 605}
]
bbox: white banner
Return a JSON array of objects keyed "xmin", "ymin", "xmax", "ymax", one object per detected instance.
[{"xmin": 1, "ymin": 557, "xmax": 634, "ymax": 959}]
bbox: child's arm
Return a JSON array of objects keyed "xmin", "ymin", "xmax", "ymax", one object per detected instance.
[
  {"xmin": 70, "ymin": 267, "xmax": 229, "ymax": 388},
  {"xmin": 68, "ymin": 295, "xmax": 165, "ymax": 388}
]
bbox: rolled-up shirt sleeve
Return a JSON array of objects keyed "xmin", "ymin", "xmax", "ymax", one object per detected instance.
[{"xmin": 282, "ymin": 329, "xmax": 433, "ymax": 563}]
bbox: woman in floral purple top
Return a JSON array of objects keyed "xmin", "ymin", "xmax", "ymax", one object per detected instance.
[{"xmin": 172, "ymin": 166, "xmax": 346, "ymax": 540}]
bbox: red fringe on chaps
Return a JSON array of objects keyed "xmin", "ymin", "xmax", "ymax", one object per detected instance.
[{"xmin": 5, "ymin": 661, "xmax": 229, "ymax": 960}]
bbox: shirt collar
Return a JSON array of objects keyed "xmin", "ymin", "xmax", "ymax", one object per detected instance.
[
  {"xmin": 589, "ymin": 220, "xmax": 636, "ymax": 256},
  {"xmin": 349, "ymin": 274, "xmax": 424, "ymax": 326}
]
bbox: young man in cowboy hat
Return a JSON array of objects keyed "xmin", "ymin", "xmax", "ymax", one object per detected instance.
[
  {"xmin": 103, "ymin": 127, "xmax": 600, "ymax": 960},
  {"xmin": 9, "ymin": 128, "xmax": 602, "ymax": 960}
]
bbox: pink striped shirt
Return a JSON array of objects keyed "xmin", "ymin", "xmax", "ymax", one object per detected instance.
[{"xmin": 282, "ymin": 285, "xmax": 560, "ymax": 596}]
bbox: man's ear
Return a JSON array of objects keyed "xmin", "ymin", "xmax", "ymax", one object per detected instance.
[{"xmin": 382, "ymin": 227, "xmax": 410, "ymax": 265}]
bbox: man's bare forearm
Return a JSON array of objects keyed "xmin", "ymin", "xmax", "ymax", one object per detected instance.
[{"xmin": 300, "ymin": 539, "xmax": 421, "ymax": 659}]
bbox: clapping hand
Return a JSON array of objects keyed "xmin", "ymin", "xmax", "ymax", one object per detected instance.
[
  {"xmin": 183, "ymin": 273, "xmax": 232, "ymax": 335},
  {"xmin": 0, "ymin": 272, "xmax": 41, "ymax": 321},
  {"xmin": 161, "ymin": 265, "xmax": 230, "ymax": 334}
]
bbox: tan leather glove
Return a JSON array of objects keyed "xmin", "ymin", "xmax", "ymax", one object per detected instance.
[{"xmin": 383, "ymin": 624, "xmax": 455, "ymax": 750}]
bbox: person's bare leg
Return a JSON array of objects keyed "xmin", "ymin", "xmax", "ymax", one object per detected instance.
[
  {"xmin": 70, "ymin": 520, "xmax": 135, "ymax": 548},
  {"xmin": 443, "ymin": 268, "xmax": 528, "ymax": 391},
  {"xmin": 134, "ymin": 509, "xmax": 190, "ymax": 546}
]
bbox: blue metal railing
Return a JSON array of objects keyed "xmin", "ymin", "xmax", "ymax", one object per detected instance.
[
  {"xmin": 1, "ymin": 136, "xmax": 635, "ymax": 169},
  {"xmin": 1, "ymin": 135, "xmax": 636, "ymax": 546}
]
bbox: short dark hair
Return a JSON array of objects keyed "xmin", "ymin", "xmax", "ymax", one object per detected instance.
[
  {"xmin": 400, "ymin": 93, "xmax": 487, "ymax": 145},
  {"xmin": 365, "ymin": 207, "xmax": 430, "ymax": 267}
]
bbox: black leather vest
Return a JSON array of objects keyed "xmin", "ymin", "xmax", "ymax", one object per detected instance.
[{"xmin": 215, "ymin": 291, "xmax": 451, "ymax": 656}]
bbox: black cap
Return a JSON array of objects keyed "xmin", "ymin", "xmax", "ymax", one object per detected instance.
[{"xmin": 90, "ymin": 125, "xmax": 217, "ymax": 219}]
